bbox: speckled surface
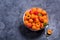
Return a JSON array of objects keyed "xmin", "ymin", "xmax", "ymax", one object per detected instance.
[{"xmin": 0, "ymin": 0, "xmax": 60, "ymax": 40}]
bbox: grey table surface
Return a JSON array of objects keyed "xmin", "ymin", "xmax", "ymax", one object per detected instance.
[{"xmin": 0, "ymin": 0, "xmax": 60, "ymax": 40}]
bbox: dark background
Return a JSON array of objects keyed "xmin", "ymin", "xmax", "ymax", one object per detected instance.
[{"xmin": 0, "ymin": 0, "xmax": 60, "ymax": 40}]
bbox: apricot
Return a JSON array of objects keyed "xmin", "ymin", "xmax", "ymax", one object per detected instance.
[
  {"xmin": 37, "ymin": 8, "xmax": 42, "ymax": 13},
  {"xmin": 31, "ymin": 7, "xmax": 37, "ymax": 12},
  {"xmin": 25, "ymin": 11, "xmax": 30, "ymax": 16},
  {"xmin": 36, "ymin": 28, "xmax": 40, "ymax": 30},
  {"xmin": 25, "ymin": 14, "xmax": 31, "ymax": 19},
  {"xmin": 35, "ymin": 15, "xmax": 38, "ymax": 18},
  {"xmin": 29, "ymin": 19, "xmax": 33, "ymax": 23},
  {"xmin": 24, "ymin": 16, "xmax": 27, "ymax": 20},
  {"xmin": 32, "ymin": 25, "xmax": 37, "ymax": 30},
  {"xmin": 24, "ymin": 21, "xmax": 28, "ymax": 25},
  {"xmin": 29, "ymin": 8, "xmax": 36, "ymax": 14},
  {"xmin": 34, "ymin": 11, "xmax": 38, "ymax": 15},
  {"xmin": 32, "ymin": 23, "xmax": 36, "ymax": 26},
  {"xmin": 43, "ymin": 16, "xmax": 47, "ymax": 19},
  {"xmin": 40, "ymin": 23, "xmax": 44, "ymax": 29},
  {"xmin": 42, "ymin": 10, "xmax": 47, "ymax": 15},
  {"xmin": 25, "ymin": 11, "xmax": 31, "ymax": 16},
  {"xmin": 34, "ymin": 18, "xmax": 39, "ymax": 23},
  {"xmin": 26, "ymin": 16, "xmax": 30, "ymax": 19},
  {"xmin": 44, "ymin": 19, "xmax": 48, "ymax": 23},
  {"xmin": 39, "ymin": 16, "xmax": 44, "ymax": 23},
  {"xmin": 36, "ymin": 18, "xmax": 39, "ymax": 22},
  {"xmin": 31, "ymin": 14, "xmax": 35, "ymax": 19},
  {"xmin": 36, "ymin": 22, "xmax": 40, "ymax": 24},
  {"xmin": 27, "ymin": 23, "xmax": 32, "ymax": 28},
  {"xmin": 47, "ymin": 29, "xmax": 53, "ymax": 35},
  {"xmin": 36, "ymin": 23, "xmax": 40, "ymax": 28},
  {"xmin": 29, "ymin": 10, "xmax": 33, "ymax": 14}
]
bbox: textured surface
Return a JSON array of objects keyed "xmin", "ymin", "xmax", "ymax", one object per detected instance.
[{"xmin": 0, "ymin": 0, "xmax": 60, "ymax": 40}]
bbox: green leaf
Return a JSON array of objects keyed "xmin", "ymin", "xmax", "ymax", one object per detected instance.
[
  {"xmin": 38, "ymin": 13, "xmax": 42, "ymax": 16},
  {"xmin": 43, "ymin": 22, "xmax": 48, "ymax": 26}
]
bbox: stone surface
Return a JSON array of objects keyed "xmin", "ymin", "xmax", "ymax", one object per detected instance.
[{"xmin": 0, "ymin": 0, "xmax": 60, "ymax": 40}]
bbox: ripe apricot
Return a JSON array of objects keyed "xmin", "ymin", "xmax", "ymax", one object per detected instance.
[
  {"xmin": 27, "ymin": 23, "xmax": 32, "ymax": 28},
  {"xmin": 34, "ymin": 11, "xmax": 38, "ymax": 15},
  {"xmin": 35, "ymin": 18, "xmax": 39, "ymax": 23},
  {"xmin": 29, "ymin": 10, "xmax": 33, "ymax": 14},
  {"xmin": 42, "ymin": 10, "xmax": 47, "ymax": 15},
  {"xmin": 35, "ymin": 15, "xmax": 38, "ymax": 18},
  {"xmin": 40, "ymin": 23, "xmax": 44, "ymax": 29},
  {"xmin": 32, "ymin": 23, "xmax": 36, "ymax": 26},
  {"xmin": 25, "ymin": 11, "xmax": 30, "ymax": 16},
  {"xmin": 36, "ymin": 28, "xmax": 40, "ymax": 30},
  {"xmin": 29, "ymin": 19, "xmax": 33, "ymax": 23},
  {"xmin": 26, "ymin": 16, "xmax": 30, "ymax": 19},
  {"xmin": 39, "ymin": 16, "xmax": 44, "ymax": 23},
  {"xmin": 44, "ymin": 19, "xmax": 48, "ymax": 23},
  {"xmin": 24, "ymin": 16, "xmax": 27, "ymax": 20},
  {"xmin": 31, "ymin": 7, "xmax": 36, "ymax": 12},
  {"xmin": 32, "ymin": 25, "xmax": 37, "ymax": 30},
  {"xmin": 25, "ymin": 14, "xmax": 31, "ymax": 19},
  {"xmin": 24, "ymin": 20, "xmax": 28, "ymax": 25},
  {"xmin": 37, "ymin": 8, "xmax": 42, "ymax": 13},
  {"xmin": 36, "ymin": 23, "xmax": 40, "ymax": 28},
  {"xmin": 33, "ymin": 16, "xmax": 39, "ymax": 22},
  {"xmin": 29, "ymin": 8, "xmax": 36, "ymax": 14},
  {"xmin": 25, "ymin": 11, "xmax": 31, "ymax": 16},
  {"xmin": 43, "ymin": 16, "xmax": 47, "ymax": 19},
  {"xmin": 47, "ymin": 29, "xmax": 53, "ymax": 35},
  {"xmin": 31, "ymin": 14, "xmax": 35, "ymax": 19}
]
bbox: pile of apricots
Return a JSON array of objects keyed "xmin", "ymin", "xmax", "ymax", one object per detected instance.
[{"xmin": 23, "ymin": 7, "xmax": 48, "ymax": 31}]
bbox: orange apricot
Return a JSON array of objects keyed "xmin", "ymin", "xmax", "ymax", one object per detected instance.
[
  {"xmin": 35, "ymin": 18, "xmax": 39, "ymax": 22},
  {"xmin": 36, "ymin": 22, "xmax": 40, "ymax": 24},
  {"xmin": 43, "ymin": 16, "xmax": 47, "ymax": 19},
  {"xmin": 29, "ymin": 8, "xmax": 36, "ymax": 14},
  {"xmin": 25, "ymin": 14, "xmax": 31, "ymax": 19},
  {"xmin": 35, "ymin": 15, "xmax": 38, "ymax": 18},
  {"xmin": 37, "ymin": 8, "xmax": 42, "ymax": 13},
  {"xmin": 39, "ymin": 16, "xmax": 44, "ymax": 23},
  {"xmin": 24, "ymin": 20, "xmax": 28, "ymax": 25},
  {"xmin": 36, "ymin": 23, "xmax": 40, "ymax": 28},
  {"xmin": 32, "ymin": 23, "xmax": 36, "ymax": 26},
  {"xmin": 29, "ymin": 10, "xmax": 34, "ymax": 14},
  {"xmin": 31, "ymin": 14, "xmax": 35, "ymax": 19},
  {"xmin": 44, "ymin": 19, "xmax": 48, "ymax": 23},
  {"xmin": 47, "ymin": 29, "xmax": 53, "ymax": 35},
  {"xmin": 32, "ymin": 25, "xmax": 37, "ymax": 30},
  {"xmin": 25, "ymin": 11, "xmax": 30, "ymax": 16},
  {"xmin": 29, "ymin": 19, "xmax": 33, "ymax": 23},
  {"xmin": 27, "ymin": 23, "xmax": 32, "ymax": 28},
  {"xmin": 33, "ymin": 11, "xmax": 38, "ymax": 15},
  {"xmin": 26, "ymin": 16, "xmax": 30, "ymax": 19},
  {"xmin": 40, "ymin": 23, "xmax": 44, "ymax": 29},
  {"xmin": 24, "ymin": 16, "xmax": 27, "ymax": 20},
  {"xmin": 36, "ymin": 28, "xmax": 40, "ymax": 30},
  {"xmin": 25, "ymin": 11, "xmax": 31, "ymax": 16},
  {"xmin": 42, "ymin": 10, "xmax": 47, "ymax": 15},
  {"xmin": 31, "ymin": 7, "xmax": 36, "ymax": 12}
]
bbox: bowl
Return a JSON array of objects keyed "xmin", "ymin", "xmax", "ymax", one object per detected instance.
[{"xmin": 23, "ymin": 7, "xmax": 48, "ymax": 31}]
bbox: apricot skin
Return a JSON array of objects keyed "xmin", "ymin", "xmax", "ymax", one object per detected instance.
[
  {"xmin": 47, "ymin": 29, "xmax": 53, "ymax": 35},
  {"xmin": 29, "ymin": 19, "xmax": 33, "ymax": 23},
  {"xmin": 27, "ymin": 23, "xmax": 32, "ymax": 28}
]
